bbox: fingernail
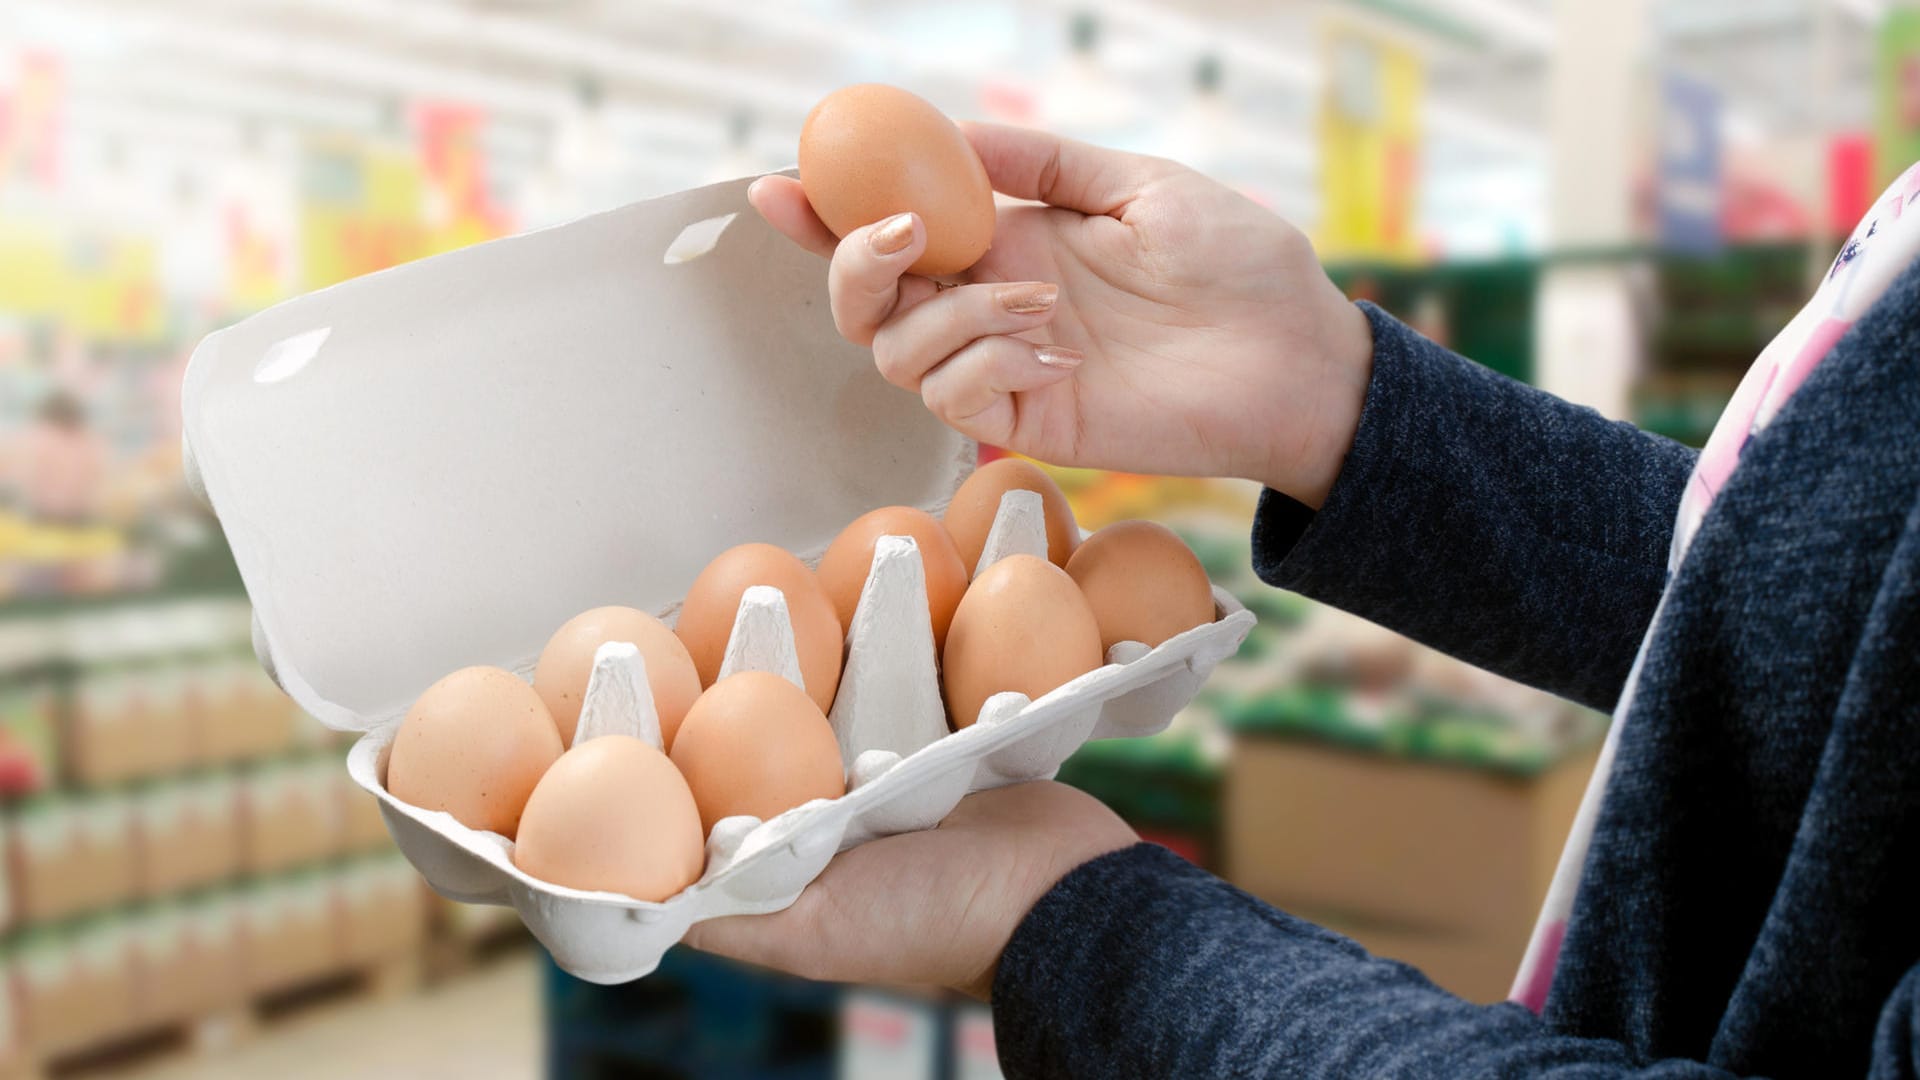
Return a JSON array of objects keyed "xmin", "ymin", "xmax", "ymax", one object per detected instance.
[
  {"xmin": 869, "ymin": 213, "xmax": 915, "ymax": 255},
  {"xmin": 1034, "ymin": 345, "xmax": 1083, "ymax": 369},
  {"xmin": 999, "ymin": 283, "xmax": 1059, "ymax": 314}
]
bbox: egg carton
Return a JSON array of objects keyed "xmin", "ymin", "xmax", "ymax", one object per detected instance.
[
  {"xmin": 180, "ymin": 172, "xmax": 1252, "ymax": 985},
  {"xmin": 351, "ymin": 489, "xmax": 1251, "ymax": 983}
]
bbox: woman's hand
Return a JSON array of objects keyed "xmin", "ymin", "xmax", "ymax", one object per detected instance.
[
  {"xmin": 750, "ymin": 122, "xmax": 1373, "ymax": 507},
  {"xmin": 682, "ymin": 782, "xmax": 1137, "ymax": 998}
]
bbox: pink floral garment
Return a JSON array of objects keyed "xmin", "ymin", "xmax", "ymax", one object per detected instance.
[{"xmin": 1510, "ymin": 161, "xmax": 1920, "ymax": 1012}]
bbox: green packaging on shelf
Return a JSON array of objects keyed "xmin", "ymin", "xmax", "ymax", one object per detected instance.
[
  {"xmin": 11, "ymin": 791, "xmax": 138, "ymax": 926},
  {"xmin": 134, "ymin": 775, "xmax": 240, "ymax": 898},
  {"xmin": 240, "ymin": 755, "xmax": 342, "ymax": 875},
  {"xmin": 1215, "ymin": 681, "xmax": 1605, "ymax": 778},
  {"xmin": 0, "ymin": 681, "xmax": 57, "ymax": 792},
  {"xmin": 72, "ymin": 792, "xmax": 136, "ymax": 917},
  {"xmin": 11, "ymin": 797, "xmax": 76, "ymax": 924},
  {"xmin": 68, "ymin": 664, "xmax": 143, "ymax": 787},
  {"xmin": 238, "ymin": 869, "xmax": 340, "ymax": 993},
  {"xmin": 0, "ymin": 940, "xmax": 16, "ymax": 1062},
  {"xmin": 338, "ymin": 757, "xmax": 392, "ymax": 854},
  {"xmin": 15, "ymin": 916, "xmax": 135, "ymax": 1057},
  {"xmin": 126, "ymin": 898, "xmax": 229, "ymax": 1025},
  {"xmin": 338, "ymin": 853, "xmax": 425, "ymax": 965}
]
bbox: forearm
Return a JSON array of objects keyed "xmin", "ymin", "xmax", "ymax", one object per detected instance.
[
  {"xmin": 991, "ymin": 844, "xmax": 1746, "ymax": 1079},
  {"xmin": 1253, "ymin": 304, "xmax": 1698, "ymax": 711}
]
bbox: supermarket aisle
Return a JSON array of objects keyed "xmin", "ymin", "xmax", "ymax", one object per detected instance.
[{"xmin": 114, "ymin": 954, "xmax": 542, "ymax": 1080}]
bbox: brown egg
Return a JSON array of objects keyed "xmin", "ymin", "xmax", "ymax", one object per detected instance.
[
  {"xmin": 816, "ymin": 506, "xmax": 969, "ymax": 650},
  {"xmin": 513, "ymin": 735, "xmax": 706, "ymax": 902},
  {"xmin": 669, "ymin": 671, "xmax": 846, "ymax": 834},
  {"xmin": 942, "ymin": 457, "xmax": 1080, "ymax": 574},
  {"xmin": 941, "ymin": 555, "xmax": 1103, "ymax": 728},
  {"xmin": 386, "ymin": 666, "xmax": 564, "ymax": 839},
  {"xmin": 1065, "ymin": 521, "xmax": 1217, "ymax": 653},
  {"xmin": 674, "ymin": 543, "xmax": 843, "ymax": 712},
  {"xmin": 798, "ymin": 84, "xmax": 995, "ymax": 277},
  {"xmin": 533, "ymin": 606, "xmax": 703, "ymax": 750}
]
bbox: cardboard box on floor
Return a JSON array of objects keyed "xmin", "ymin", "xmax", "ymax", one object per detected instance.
[{"xmin": 1224, "ymin": 736, "xmax": 1596, "ymax": 1003}]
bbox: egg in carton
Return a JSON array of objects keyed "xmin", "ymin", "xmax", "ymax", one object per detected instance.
[{"xmin": 180, "ymin": 173, "xmax": 1252, "ymax": 984}]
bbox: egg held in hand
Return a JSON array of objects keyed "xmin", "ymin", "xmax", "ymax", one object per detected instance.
[
  {"xmin": 386, "ymin": 666, "xmax": 564, "ymax": 839},
  {"xmin": 534, "ymin": 606, "xmax": 703, "ymax": 749},
  {"xmin": 816, "ymin": 506, "xmax": 969, "ymax": 650},
  {"xmin": 941, "ymin": 554, "xmax": 1104, "ymax": 728},
  {"xmin": 942, "ymin": 457, "xmax": 1080, "ymax": 574},
  {"xmin": 669, "ymin": 671, "xmax": 846, "ymax": 835},
  {"xmin": 1065, "ymin": 520, "xmax": 1217, "ymax": 652},
  {"xmin": 513, "ymin": 734, "xmax": 706, "ymax": 902},
  {"xmin": 674, "ymin": 543, "xmax": 843, "ymax": 712},
  {"xmin": 798, "ymin": 84, "xmax": 995, "ymax": 277}
]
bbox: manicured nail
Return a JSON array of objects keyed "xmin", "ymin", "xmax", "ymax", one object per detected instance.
[
  {"xmin": 1034, "ymin": 345, "xmax": 1083, "ymax": 369},
  {"xmin": 869, "ymin": 213, "xmax": 915, "ymax": 255},
  {"xmin": 999, "ymin": 283, "xmax": 1059, "ymax": 314}
]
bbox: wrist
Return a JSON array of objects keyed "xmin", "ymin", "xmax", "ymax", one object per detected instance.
[{"xmin": 1267, "ymin": 289, "xmax": 1372, "ymax": 508}]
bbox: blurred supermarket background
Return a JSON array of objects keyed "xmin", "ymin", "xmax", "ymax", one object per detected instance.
[{"xmin": 0, "ymin": 0, "xmax": 1906, "ymax": 1075}]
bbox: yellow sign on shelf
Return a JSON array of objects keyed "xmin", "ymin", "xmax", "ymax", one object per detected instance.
[
  {"xmin": 300, "ymin": 137, "xmax": 430, "ymax": 291},
  {"xmin": 1316, "ymin": 21, "xmax": 1424, "ymax": 263}
]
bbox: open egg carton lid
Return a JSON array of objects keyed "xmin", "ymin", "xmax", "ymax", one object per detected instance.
[
  {"xmin": 183, "ymin": 173, "xmax": 1254, "ymax": 983},
  {"xmin": 182, "ymin": 172, "xmax": 973, "ymax": 732}
]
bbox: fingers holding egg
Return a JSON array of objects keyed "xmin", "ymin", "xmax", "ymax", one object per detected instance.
[
  {"xmin": 870, "ymin": 281, "xmax": 1062, "ymax": 392},
  {"xmin": 826, "ymin": 214, "xmax": 941, "ymax": 347},
  {"xmin": 918, "ymin": 336, "xmax": 1083, "ymax": 447},
  {"xmin": 746, "ymin": 175, "xmax": 839, "ymax": 258}
]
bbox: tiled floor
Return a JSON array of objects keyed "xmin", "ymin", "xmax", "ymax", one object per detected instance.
[{"xmin": 116, "ymin": 953, "xmax": 543, "ymax": 1080}]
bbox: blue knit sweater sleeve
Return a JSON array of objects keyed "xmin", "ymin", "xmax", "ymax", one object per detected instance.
[
  {"xmin": 1252, "ymin": 304, "xmax": 1699, "ymax": 712},
  {"xmin": 990, "ymin": 843, "xmax": 1920, "ymax": 1078}
]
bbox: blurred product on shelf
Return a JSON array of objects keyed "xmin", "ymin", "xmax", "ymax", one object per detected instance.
[
  {"xmin": 1224, "ymin": 738, "xmax": 1596, "ymax": 1004},
  {"xmin": 952, "ymin": 1001, "xmax": 1005, "ymax": 1080},
  {"xmin": 134, "ymin": 773, "xmax": 241, "ymax": 897},
  {"xmin": 129, "ymin": 893, "xmax": 244, "ymax": 1026},
  {"xmin": 839, "ymin": 988, "xmax": 942, "ymax": 1080},
  {"xmin": 240, "ymin": 756, "xmax": 346, "ymax": 875},
  {"xmin": 547, "ymin": 947, "xmax": 842, "ymax": 1079},
  {"xmin": 5, "ymin": 855, "xmax": 431, "ymax": 1068},
  {"xmin": 0, "ymin": 582, "xmax": 461, "ymax": 1072},
  {"xmin": 240, "ymin": 871, "xmax": 346, "ymax": 993},
  {"xmin": 15, "ymin": 918, "xmax": 137, "ymax": 1059}
]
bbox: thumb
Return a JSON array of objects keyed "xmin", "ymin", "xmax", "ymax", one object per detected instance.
[{"xmin": 959, "ymin": 121, "xmax": 1171, "ymax": 218}]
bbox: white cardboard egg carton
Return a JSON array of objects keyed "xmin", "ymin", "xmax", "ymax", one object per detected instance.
[{"xmin": 181, "ymin": 173, "xmax": 1253, "ymax": 983}]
